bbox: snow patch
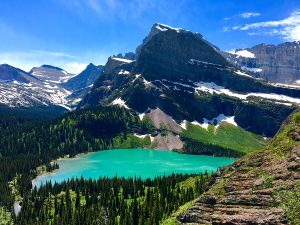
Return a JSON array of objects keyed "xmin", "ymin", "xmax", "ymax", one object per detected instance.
[
  {"xmin": 155, "ymin": 23, "xmax": 183, "ymax": 33},
  {"xmin": 272, "ymin": 83, "xmax": 300, "ymax": 89},
  {"xmin": 139, "ymin": 113, "xmax": 145, "ymax": 120},
  {"xmin": 179, "ymin": 120, "xmax": 187, "ymax": 130},
  {"xmin": 112, "ymin": 57, "xmax": 133, "ymax": 63},
  {"xmin": 134, "ymin": 133, "xmax": 150, "ymax": 139},
  {"xmin": 111, "ymin": 97, "xmax": 129, "ymax": 109},
  {"xmin": 191, "ymin": 114, "xmax": 237, "ymax": 130},
  {"xmin": 241, "ymin": 66, "xmax": 262, "ymax": 73},
  {"xmin": 143, "ymin": 78, "xmax": 151, "ymax": 85},
  {"xmin": 118, "ymin": 70, "xmax": 130, "ymax": 75},
  {"xmin": 192, "ymin": 120, "xmax": 209, "ymax": 130},
  {"xmin": 195, "ymin": 81, "xmax": 300, "ymax": 104},
  {"xmin": 73, "ymin": 98, "xmax": 82, "ymax": 104},
  {"xmin": 211, "ymin": 114, "xmax": 237, "ymax": 128},
  {"xmin": 234, "ymin": 70, "xmax": 253, "ymax": 78},
  {"xmin": 235, "ymin": 50, "xmax": 255, "ymax": 58}
]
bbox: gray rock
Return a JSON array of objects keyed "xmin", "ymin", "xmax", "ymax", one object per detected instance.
[{"xmin": 224, "ymin": 42, "xmax": 300, "ymax": 84}]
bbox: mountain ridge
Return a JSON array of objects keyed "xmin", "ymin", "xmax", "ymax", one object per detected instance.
[
  {"xmin": 0, "ymin": 63, "xmax": 103, "ymax": 111},
  {"xmin": 224, "ymin": 41, "xmax": 300, "ymax": 84},
  {"xmin": 80, "ymin": 23, "xmax": 300, "ymax": 139}
]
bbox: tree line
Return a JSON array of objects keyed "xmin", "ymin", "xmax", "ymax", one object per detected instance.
[
  {"xmin": 17, "ymin": 173, "xmax": 209, "ymax": 225},
  {"xmin": 0, "ymin": 106, "xmax": 153, "ymax": 215}
]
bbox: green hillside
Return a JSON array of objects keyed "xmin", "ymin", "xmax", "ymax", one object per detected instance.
[{"xmin": 181, "ymin": 122, "xmax": 265, "ymax": 157}]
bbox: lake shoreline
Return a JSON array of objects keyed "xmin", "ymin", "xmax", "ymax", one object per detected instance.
[{"xmin": 32, "ymin": 148, "xmax": 235, "ymax": 188}]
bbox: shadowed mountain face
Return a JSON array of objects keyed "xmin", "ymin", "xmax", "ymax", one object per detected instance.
[
  {"xmin": 0, "ymin": 64, "xmax": 38, "ymax": 83},
  {"xmin": 224, "ymin": 42, "xmax": 300, "ymax": 84},
  {"xmin": 79, "ymin": 23, "xmax": 300, "ymax": 137},
  {"xmin": 64, "ymin": 63, "xmax": 103, "ymax": 92},
  {"xmin": 134, "ymin": 25, "xmax": 230, "ymax": 82}
]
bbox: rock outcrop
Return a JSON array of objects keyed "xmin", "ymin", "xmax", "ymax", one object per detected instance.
[
  {"xmin": 177, "ymin": 111, "xmax": 300, "ymax": 224},
  {"xmin": 225, "ymin": 42, "xmax": 300, "ymax": 84}
]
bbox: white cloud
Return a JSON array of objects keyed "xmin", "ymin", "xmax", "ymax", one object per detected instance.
[
  {"xmin": 64, "ymin": 62, "xmax": 88, "ymax": 74},
  {"xmin": 239, "ymin": 12, "xmax": 260, "ymax": 19},
  {"xmin": 230, "ymin": 9, "xmax": 300, "ymax": 41},
  {"xmin": 224, "ymin": 12, "xmax": 260, "ymax": 21},
  {"xmin": 57, "ymin": 0, "xmax": 184, "ymax": 23}
]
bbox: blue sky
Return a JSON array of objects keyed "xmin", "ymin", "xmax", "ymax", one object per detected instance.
[{"xmin": 0, "ymin": 0, "xmax": 300, "ymax": 73}]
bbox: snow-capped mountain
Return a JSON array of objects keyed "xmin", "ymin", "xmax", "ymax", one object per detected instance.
[
  {"xmin": 30, "ymin": 64, "xmax": 76, "ymax": 84},
  {"xmin": 79, "ymin": 23, "xmax": 300, "ymax": 138},
  {"xmin": 0, "ymin": 63, "xmax": 103, "ymax": 110},
  {"xmin": 223, "ymin": 41, "xmax": 300, "ymax": 84},
  {"xmin": 2, "ymin": 23, "xmax": 300, "ymax": 136},
  {"xmin": 0, "ymin": 64, "xmax": 38, "ymax": 83}
]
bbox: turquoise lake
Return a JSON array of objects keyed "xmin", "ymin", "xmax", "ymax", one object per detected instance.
[{"xmin": 33, "ymin": 149, "xmax": 234, "ymax": 188}]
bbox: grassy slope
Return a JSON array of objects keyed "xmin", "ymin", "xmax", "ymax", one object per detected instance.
[
  {"xmin": 167, "ymin": 110, "xmax": 300, "ymax": 224},
  {"xmin": 182, "ymin": 122, "xmax": 265, "ymax": 154},
  {"xmin": 162, "ymin": 176, "xmax": 203, "ymax": 225},
  {"xmin": 112, "ymin": 134, "xmax": 151, "ymax": 149}
]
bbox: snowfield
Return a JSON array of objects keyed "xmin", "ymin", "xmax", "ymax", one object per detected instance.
[
  {"xmin": 111, "ymin": 97, "xmax": 130, "ymax": 109},
  {"xmin": 190, "ymin": 114, "xmax": 237, "ymax": 130},
  {"xmin": 112, "ymin": 57, "xmax": 134, "ymax": 64},
  {"xmin": 194, "ymin": 81, "xmax": 300, "ymax": 104},
  {"xmin": 235, "ymin": 50, "xmax": 256, "ymax": 58},
  {"xmin": 0, "ymin": 80, "xmax": 73, "ymax": 109}
]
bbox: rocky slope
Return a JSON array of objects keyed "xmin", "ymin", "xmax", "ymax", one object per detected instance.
[
  {"xmin": 0, "ymin": 64, "xmax": 38, "ymax": 83},
  {"xmin": 0, "ymin": 63, "xmax": 102, "ymax": 111},
  {"xmin": 176, "ymin": 110, "xmax": 300, "ymax": 224},
  {"xmin": 224, "ymin": 42, "xmax": 300, "ymax": 84},
  {"xmin": 63, "ymin": 63, "xmax": 103, "ymax": 92},
  {"xmin": 80, "ymin": 23, "xmax": 300, "ymax": 138},
  {"xmin": 30, "ymin": 64, "xmax": 75, "ymax": 84}
]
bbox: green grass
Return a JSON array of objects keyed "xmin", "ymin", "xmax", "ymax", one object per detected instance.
[
  {"xmin": 182, "ymin": 122, "xmax": 265, "ymax": 154},
  {"xmin": 268, "ymin": 110, "xmax": 300, "ymax": 157},
  {"xmin": 161, "ymin": 199, "xmax": 195, "ymax": 225},
  {"xmin": 112, "ymin": 134, "xmax": 151, "ymax": 149},
  {"xmin": 276, "ymin": 181, "xmax": 300, "ymax": 225},
  {"xmin": 177, "ymin": 176, "xmax": 200, "ymax": 189}
]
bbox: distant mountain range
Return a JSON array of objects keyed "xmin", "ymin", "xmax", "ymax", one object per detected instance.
[
  {"xmin": 223, "ymin": 41, "xmax": 300, "ymax": 84},
  {"xmin": 1, "ymin": 23, "xmax": 300, "ymax": 140},
  {"xmin": 1, "ymin": 23, "xmax": 299, "ymax": 225},
  {"xmin": 0, "ymin": 63, "xmax": 103, "ymax": 110}
]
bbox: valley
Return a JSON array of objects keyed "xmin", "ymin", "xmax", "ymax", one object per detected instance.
[{"xmin": 0, "ymin": 20, "xmax": 300, "ymax": 225}]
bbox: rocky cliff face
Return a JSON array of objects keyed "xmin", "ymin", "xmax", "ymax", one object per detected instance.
[
  {"xmin": 64, "ymin": 63, "xmax": 103, "ymax": 91},
  {"xmin": 80, "ymin": 23, "xmax": 300, "ymax": 137},
  {"xmin": 225, "ymin": 42, "xmax": 300, "ymax": 84},
  {"xmin": 177, "ymin": 110, "xmax": 300, "ymax": 224},
  {"xmin": 30, "ymin": 65, "xmax": 75, "ymax": 84}
]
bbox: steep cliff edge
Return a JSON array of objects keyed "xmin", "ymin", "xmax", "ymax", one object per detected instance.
[
  {"xmin": 175, "ymin": 110, "xmax": 300, "ymax": 225},
  {"xmin": 223, "ymin": 42, "xmax": 300, "ymax": 84}
]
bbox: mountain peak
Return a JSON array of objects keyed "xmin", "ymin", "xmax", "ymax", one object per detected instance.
[
  {"xmin": 86, "ymin": 63, "xmax": 96, "ymax": 68},
  {"xmin": 40, "ymin": 64, "xmax": 64, "ymax": 71},
  {"xmin": 0, "ymin": 64, "xmax": 35, "ymax": 83},
  {"xmin": 136, "ymin": 23, "xmax": 215, "ymax": 59},
  {"xmin": 152, "ymin": 23, "xmax": 183, "ymax": 33}
]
